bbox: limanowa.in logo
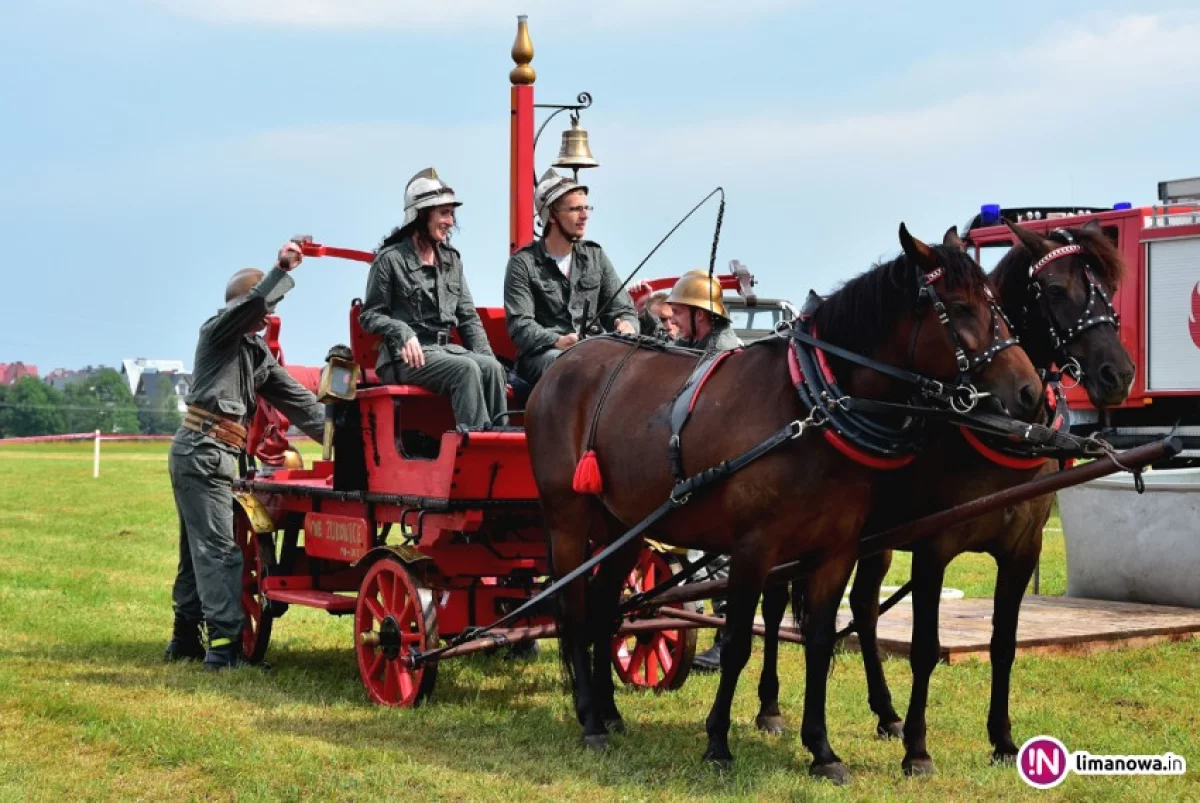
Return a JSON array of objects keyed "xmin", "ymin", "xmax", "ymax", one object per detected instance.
[{"xmin": 1017, "ymin": 735, "xmax": 1187, "ymax": 789}]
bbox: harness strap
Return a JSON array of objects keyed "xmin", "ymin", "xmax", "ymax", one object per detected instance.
[
  {"xmin": 667, "ymin": 349, "xmax": 738, "ymax": 482},
  {"xmin": 581, "ymin": 339, "xmax": 643, "ymax": 452},
  {"xmin": 790, "ymin": 329, "xmax": 951, "ymax": 403}
]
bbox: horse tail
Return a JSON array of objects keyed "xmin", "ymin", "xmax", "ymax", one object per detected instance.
[
  {"xmin": 788, "ymin": 579, "xmax": 840, "ymax": 676},
  {"xmin": 544, "ymin": 528, "xmax": 580, "ymax": 698}
]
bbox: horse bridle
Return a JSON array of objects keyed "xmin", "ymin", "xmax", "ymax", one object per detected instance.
[
  {"xmin": 1024, "ymin": 230, "xmax": 1121, "ymax": 381},
  {"xmin": 909, "ymin": 263, "xmax": 1021, "ymax": 412}
]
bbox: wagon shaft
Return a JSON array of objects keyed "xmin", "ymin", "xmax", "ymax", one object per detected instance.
[{"xmin": 628, "ymin": 437, "xmax": 1181, "ymax": 613}]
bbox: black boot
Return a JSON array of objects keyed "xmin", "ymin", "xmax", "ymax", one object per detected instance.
[
  {"xmin": 693, "ymin": 628, "xmax": 724, "ymax": 673},
  {"xmin": 203, "ymin": 638, "xmax": 269, "ymax": 672},
  {"xmin": 504, "ymin": 638, "xmax": 540, "ymax": 662},
  {"xmin": 163, "ymin": 617, "xmax": 206, "ymax": 662}
]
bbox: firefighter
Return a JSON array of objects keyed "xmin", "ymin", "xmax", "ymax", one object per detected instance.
[
  {"xmin": 666, "ymin": 269, "xmax": 741, "ymax": 671},
  {"xmin": 359, "ymin": 168, "xmax": 508, "ymax": 429},
  {"xmin": 503, "ymin": 168, "xmax": 638, "ymax": 386},
  {"xmin": 666, "ymin": 269, "xmax": 741, "ymax": 354},
  {"xmin": 632, "ymin": 282, "xmax": 680, "ymax": 339},
  {"xmin": 164, "ymin": 242, "xmax": 326, "ymax": 671}
]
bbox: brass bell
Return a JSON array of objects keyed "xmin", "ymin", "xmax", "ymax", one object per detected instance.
[{"xmin": 552, "ymin": 115, "xmax": 599, "ymax": 170}]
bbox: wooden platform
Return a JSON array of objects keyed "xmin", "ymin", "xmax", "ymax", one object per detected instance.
[{"xmin": 822, "ymin": 595, "xmax": 1200, "ymax": 664}]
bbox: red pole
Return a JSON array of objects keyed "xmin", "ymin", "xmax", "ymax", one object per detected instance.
[{"xmin": 509, "ymin": 16, "xmax": 536, "ymax": 254}]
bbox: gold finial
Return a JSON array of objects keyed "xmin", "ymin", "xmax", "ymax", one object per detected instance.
[{"xmin": 510, "ymin": 14, "xmax": 535, "ymax": 85}]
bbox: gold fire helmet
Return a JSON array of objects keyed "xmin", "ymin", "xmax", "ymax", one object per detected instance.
[{"xmin": 666, "ymin": 269, "xmax": 727, "ymax": 319}]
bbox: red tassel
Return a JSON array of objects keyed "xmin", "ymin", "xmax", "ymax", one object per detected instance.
[{"xmin": 572, "ymin": 449, "xmax": 603, "ymax": 495}]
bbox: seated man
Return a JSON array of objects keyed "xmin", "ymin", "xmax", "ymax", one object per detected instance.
[
  {"xmin": 666, "ymin": 269, "xmax": 742, "ymax": 354},
  {"xmin": 636, "ymin": 289, "xmax": 680, "ymax": 339},
  {"xmin": 359, "ymin": 167, "xmax": 508, "ymax": 429},
  {"xmin": 503, "ymin": 168, "xmax": 638, "ymax": 386}
]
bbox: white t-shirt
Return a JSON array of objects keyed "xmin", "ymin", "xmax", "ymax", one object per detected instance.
[{"xmin": 553, "ymin": 252, "xmax": 572, "ymax": 279}]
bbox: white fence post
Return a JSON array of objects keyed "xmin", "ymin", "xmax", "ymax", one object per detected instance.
[{"xmin": 93, "ymin": 429, "xmax": 101, "ymax": 478}]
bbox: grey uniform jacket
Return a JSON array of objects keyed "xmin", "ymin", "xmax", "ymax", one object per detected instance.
[
  {"xmin": 359, "ymin": 238, "xmax": 494, "ymax": 371},
  {"xmin": 503, "ymin": 239, "xmax": 638, "ymax": 358},
  {"xmin": 676, "ymin": 321, "xmax": 742, "ymax": 354},
  {"xmin": 181, "ymin": 266, "xmax": 326, "ymax": 449}
]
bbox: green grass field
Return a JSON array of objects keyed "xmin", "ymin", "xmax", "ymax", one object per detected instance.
[{"xmin": 0, "ymin": 441, "xmax": 1195, "ymax": 801}]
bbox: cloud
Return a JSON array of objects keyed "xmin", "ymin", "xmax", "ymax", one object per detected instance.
[{"xmin": 141, "ymin": 0, "xmax": 807, "ymax": 31}]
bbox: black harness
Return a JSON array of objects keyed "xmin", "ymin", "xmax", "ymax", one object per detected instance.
[{"xmin": 1024, "ymin": 230, "xmax": 1121, "ymax": 379}]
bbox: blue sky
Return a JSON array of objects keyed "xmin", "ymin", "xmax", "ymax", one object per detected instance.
[{"xmin": 3, "ymin": 1, "xmax": 1200, "ymax": 372}]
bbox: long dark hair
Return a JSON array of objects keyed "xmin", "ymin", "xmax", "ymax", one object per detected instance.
[{"xmin": 376, "ymin": 207, "xmax": 459, "ymax": 253}]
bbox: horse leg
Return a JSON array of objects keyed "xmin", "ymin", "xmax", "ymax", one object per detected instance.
[
  {"xmin": 987, "ymin": 548, "xmax": 1038, "ymax": 764},
  {"xmin": 702, "ymin": 555, "xmax": 766, "ymax": 769},
  {"xmin": 587, "ymin": 533, "xmax": 643, "ymax": 739},
  {"xmin": 546, "ymin": 500, "xmax": 610, "ymax": 749},
  {"xmin": 849, "ymin": 551, "xmax": 904, "ymax": 738},
  {"xmin": 754, "ymin": 582, "xmax": 789, "ymax": 735},
  {"xmin": 797, "ymin": 552, "xmax": 857, "ymax": 785},
  {"xmin": 900, "ymin": 550, "xmax": 946, "ymax": 777}
]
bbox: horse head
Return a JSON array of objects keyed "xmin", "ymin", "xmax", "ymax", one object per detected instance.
[
  {"xmin": 894, "ymin": 223, "xmax": 1042, "ymax": 421},
  {"xmin": 993, "ymin": 219, "xmax": 1134, "ymax": 408}
]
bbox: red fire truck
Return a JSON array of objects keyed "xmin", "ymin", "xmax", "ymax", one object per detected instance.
[{"xmin": 960, "ymin": 176, "xmax": 1200, "ymax": 467}]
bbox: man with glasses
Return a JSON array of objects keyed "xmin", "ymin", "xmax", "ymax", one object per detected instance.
[{"xmin": 503, "ymin": 168, "xmax": 638, "ymax": 386}]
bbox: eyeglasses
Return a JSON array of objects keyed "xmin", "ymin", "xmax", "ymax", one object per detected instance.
[{"xmin": 564, "ymin": 205, "xmax": 593, "ymax": 214}]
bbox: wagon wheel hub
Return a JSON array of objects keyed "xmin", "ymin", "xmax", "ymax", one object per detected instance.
[{"xmin": 377, "ymin": 615, "xmax": 403, "ymax": 661}]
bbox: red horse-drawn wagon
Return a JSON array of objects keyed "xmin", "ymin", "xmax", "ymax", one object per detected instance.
[{"xmin": 231, "ymin": 242, "xmax": 766, "ymax": 705}]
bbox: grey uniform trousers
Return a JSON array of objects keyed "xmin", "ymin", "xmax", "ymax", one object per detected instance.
[
  {"xmin": 169, "ymin": 431, "xmax": 244, "ymax": 643},
  {"xmin": 515, "ymin": 347, "xmax": 563, "ymax": 387},
  {"xmin": 687, "ymin": 549, "xmax": 731, "ymax": 615},
  {"xmin": 380, "ymin": 346, "xmax": 508, "ymax": 428}
]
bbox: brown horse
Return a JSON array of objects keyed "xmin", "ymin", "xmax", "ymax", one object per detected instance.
[
  {"xmin": 834, "ymin": 220, "xmax": 1135, "ymax": 776},
  {"xmin": 524, "ymin": 224, "xmax": 1043, "ymax": 783}
]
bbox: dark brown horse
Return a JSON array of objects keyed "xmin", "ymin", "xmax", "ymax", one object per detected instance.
[
  {"xmin": 525, "ymin": 224, "xmax": 1044, "ymax": 783},
  {"xmin": 835, "ymin": 220, "xmax": 1135, "ymax": 776}
]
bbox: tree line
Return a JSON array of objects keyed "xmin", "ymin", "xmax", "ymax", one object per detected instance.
[{"xmin": 0, "ymin": 368, "xmax": 183, "ymax": 438}]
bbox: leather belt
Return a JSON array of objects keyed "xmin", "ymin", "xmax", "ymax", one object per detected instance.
[{"xmin": 183, "ymin": 405, "xmax": 248, "ymax": 450}]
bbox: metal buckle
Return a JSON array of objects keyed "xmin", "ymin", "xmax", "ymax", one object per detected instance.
[
  {"xmin": 436, "ymin": 331, "xmax": 450, "ymax": 347},
  {"xmin": 1059, "ymin": 357, "xmax": 1082, "ymax": 390},
  {"xmin": 950, "ymin": 385, "xmax": 981, "ymax": 414}
]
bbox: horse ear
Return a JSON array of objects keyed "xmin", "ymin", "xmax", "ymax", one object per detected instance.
[
  {"xmin": 899, "ymin": 222, "xmax": 936, "ymax": 269},
  {"xmin": 943, "ymin": 225, "xmax": 965, "ymax": 252},
  {"xmin": 1004, "ymin": 219, "xmax": 1053, "ymax": 257},
  {"xmin": 1082, "ymin": 219, "xmax": 1103, "ymax": 233}
]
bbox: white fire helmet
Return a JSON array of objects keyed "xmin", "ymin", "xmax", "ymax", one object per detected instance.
[
  {"xmin": 534, "ymin": 167, "xmax": 588, "ymax": 228},
  {"xmin": 401, "ymin": 167, "xmax": 461, "ymax": 228}
]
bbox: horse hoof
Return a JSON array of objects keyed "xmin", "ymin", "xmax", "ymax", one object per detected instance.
[
  {"xmin": 755, "ymin": 713, "xmax": 786, "ymax": 736},
  {"xmin": 809, "ymin": 761, "xmax": 851, "ymax": 785},
  {"xmin": 902, "ymin": 756, "xmax": 936, "ymax": 777},
  {"xmin": 702, "ymin": 747, "xmax": 734, "ymax": 772},
  {"xmin": 991, "ymin": 748, "xmax": 1018, "ymax": 766},
  {"xmin": 877, "ymin": 720, "xmax": 905, "ymax": 740},
  {"xmin": 604, "ymin": 718, "xmax": 626, "ymax": 735},
  {"xmin": 581, "ymin": 734, "xmax": 610, "ymax": 753},
  {"xmin": 705, "ymin": 756, "xmax": 733, "ymax": 773}
]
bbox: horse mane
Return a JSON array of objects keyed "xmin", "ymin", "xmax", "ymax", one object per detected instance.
[
  {"xmin": 991, "ymin": 224, "xmax": 1125, "ymax": 301},
  {"xmin": 811, "ymin": 244, "xmax": 989, "ymax": 359}
]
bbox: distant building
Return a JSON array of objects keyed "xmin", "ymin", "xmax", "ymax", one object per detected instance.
[
  {"xmin": 135, "ymin": 371, "xmax": 192, "ymax": 413},
  {"xmin": 44, "ymin": 366, "xmax": 100, "ymax": 390},
  {"xmin": 121, "ymin": 358, "xmax": 187, "ymax": 396},
  {"xmin": 0, "ymin": 362, "xmax": 38, "ymax": 385}
]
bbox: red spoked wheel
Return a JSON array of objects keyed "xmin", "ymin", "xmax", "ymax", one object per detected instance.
[
  {"xmin": 613, "ymin": 549, "xmax": 698, "ymax": 692},
  {"xmin": 238, "ymin": 512, "xmax": 274, "ymax": 663},
  {"xmin": 355, "ymin": 557, "xmax": 439, "ymax": 707}
]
